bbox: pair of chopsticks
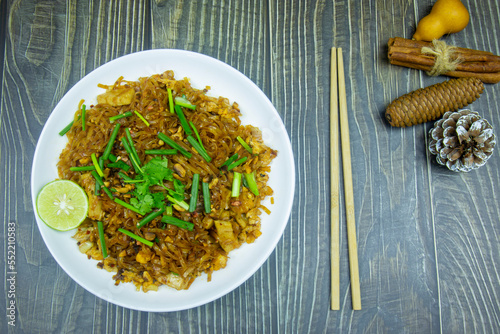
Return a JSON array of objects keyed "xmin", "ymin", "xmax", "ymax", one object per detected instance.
[{"xmin": 330, "ymin": 47, "xmax": 361, "ymax": 311}]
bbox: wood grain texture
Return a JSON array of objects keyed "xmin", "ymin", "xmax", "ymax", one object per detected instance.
[{"xmin": 0, "ymin": 0, "xmax": 499, "ymax": 333}]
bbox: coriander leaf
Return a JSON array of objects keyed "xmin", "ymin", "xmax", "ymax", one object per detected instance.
[{"xmin": 142, "ymin": 157, "xmax": 173, "ymax": 185}]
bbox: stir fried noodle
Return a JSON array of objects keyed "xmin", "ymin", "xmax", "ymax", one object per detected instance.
[{"xmin": 58, "ymin": 71, "xmax": 276, "ymax": 291}]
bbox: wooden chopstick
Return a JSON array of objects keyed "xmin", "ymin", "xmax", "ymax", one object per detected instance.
[
  {"xmin": 330, "ymin": 48, "xmax": 340, "ymax": 311},
  {"xmin": 336, "ymin": 48, "xmax": 362, "ymax": 310},
  {"xmin": 331, "ymin": 47, "xmax": 362, "ymax": 310}
]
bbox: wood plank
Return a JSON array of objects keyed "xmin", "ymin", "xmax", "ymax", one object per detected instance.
[
  {"xmin": 149, "ymin": 1, "xmax": 277, "ymax": 332},
  {"xmin": 0, "ymin": 1, "xmax": 148, "ymax": 332},
  {"xmin": 429, "ymin": 0, "xmax": 500, "ymax": 331},
  {"xmin": 268, "ymin": 0, "xmax": 440, "ymax": 332}
]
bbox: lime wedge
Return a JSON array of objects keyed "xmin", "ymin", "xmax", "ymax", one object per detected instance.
[{"xmin": 36, "ymin": 180, "xmax": 89, "ymax": 231}]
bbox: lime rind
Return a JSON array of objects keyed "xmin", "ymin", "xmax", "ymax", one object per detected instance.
[{"xmin": 36, "ymin": 180, "xmax": 89, "ymax": 231}]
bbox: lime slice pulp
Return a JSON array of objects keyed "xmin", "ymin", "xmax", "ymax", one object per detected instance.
[{"xmin": 36, "ymin": 180, "xmax": 89, "ymax": 231}]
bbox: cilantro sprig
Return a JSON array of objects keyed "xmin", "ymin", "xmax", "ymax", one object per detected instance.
[{"xmin": 128, "ymin": 157, "xmax": 188, "ymax": 215}]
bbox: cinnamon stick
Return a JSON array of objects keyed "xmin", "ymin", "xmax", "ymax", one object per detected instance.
[
  {"xmin": 388, "ymin": 37, "xmax": 500, "ymax": 83},
  {"xmin": 389, "ymin": 60, "xmax": 500, "ymax": 84},
  {"xmin": 390, "ymin": 51, "xmax": 500, "ymax": 73}
]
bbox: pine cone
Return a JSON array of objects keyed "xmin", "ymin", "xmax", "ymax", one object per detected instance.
[
  {"xmin": 386, "ymin": 77, "xmax": 484, "ymax": 127},
  {"xmin": 428, "ymin": 109, "xmax": 496, "ymax": 172}
]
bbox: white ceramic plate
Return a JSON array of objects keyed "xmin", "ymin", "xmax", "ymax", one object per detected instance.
[{"xmin": 31, "ymin": 49, "xmax": 295, "ymax": 312}]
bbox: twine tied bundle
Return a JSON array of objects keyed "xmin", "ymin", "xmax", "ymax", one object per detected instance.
[{"xmin": 421, "ymin": 40, "xmax": 461, "ymax": 76}]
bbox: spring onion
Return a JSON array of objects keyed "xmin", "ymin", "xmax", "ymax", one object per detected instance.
[
  {"xmin": 70, "ymin": 166, "xmax": 96, "ymax": 172},
  {"xmin": 166, "ymin": 195, "xmax": 189, "ymax": 211},
  {"xmin": 167, "ymin": 88, "xmax": 174, "ymax": 113},
  {"xmin": 174, "ymin": 96, "xmax": 196, "ymax": 110},
  {"xmin": 108, "ymin": 153, "xmax": 118, "ymax": 163},
  {"xmin": 125, "ymin": 128, "xmax": 141, "ymax": 166},
  {"xmin": 144, "ymin": 149, "xmax": 177, "ymax": 155},
  {"xmin": 121, "ymin": 137, "xmax": 142, "ymax": 173},
  {"xmin": 91, "ymin": 153, "xmax": 104, "ymax": 177},
  {"xmin": 118, "ymin": 228, "xmax": 153, "ymax": 247},
  {"xmin": 174, "ymin": 105, "xmax": 192, "ymax": 135},
  {"xmin": 118, "ymin": 172, "xmax": 133, "ymax": 181},
  {"xmin": 231, "ymin": 172, "xmax": 242, "ymax": 197},
  {"xmin": 189, "ymin": 174, "xmax": 200, "ymax": 212},
  {"xmin": 202, "ymin": 181, "xmax": 211, "ymax": 213},
  {"xmin": 134, "ymin": 110, "xmax": 150, "ymax": 127},
  {"xmin": 244, "ymin": 172, "xmax": 260, "ymax": 196},
  {"xmin": 81, "ymin": 104, "xmax": 87, "ymax": 131},
  {"xmin": 237, "ymin": 136, "xmax": 253, "ymax": 154},
  {"xmin": 107, "ymin": 160, "xmax": 131, "ymax": 172},
  {"xmin": 228, "ymin": 156, "xmax": 248, "ymax": 171},
  {"xmin": 59, "ymin": 120, "xmax": 74, "ymax": 136},
  {"xmin": 161, "ymin": 216, "xmax": 194, "ymax": 231},
  {"xmin": 189, "ymin": 121, "xmax": 206, "ymax": 150},
  {"xmin": 114, "ymin": 198, "xmax": 144, "ymax": 215},
  {"xmin": 157, "ymin": 133, "xmax": 192, "ymax": 158},
  {"xmin": 102, "ymin": 123, "xmax": 121, "ymax": 161},
  {"xmin": 220, "ymin": 153, "xmax": 238, "ymax": 169},
  {"xmin": 187, "ymin": 135, "xmax": 211, "ymax": 162},
  {"xmin": 109, "ymin": 111, "xmax": 133, "ymax": 122},
  {"xmin": 91, "ymin": 171, "xmax": 113, "ymax": 199},
  {"xmin": 137, "ymin": 207, "xmax": 165, "ymax": 228},
  {"xmin": 97, "ymin": 221, "xmax": 108, "ymax": 258},
  {"xmin": 165, "ymin": 204, "xmax": 173, "ymax": 216}
]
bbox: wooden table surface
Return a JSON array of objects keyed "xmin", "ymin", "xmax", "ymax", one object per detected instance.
[{"xmin": 1, "ymin": 0, "xmax": 499, "ymax": 333}]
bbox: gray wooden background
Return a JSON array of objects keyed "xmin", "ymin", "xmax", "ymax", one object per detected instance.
[{"xmin": 1, "ymin": 0, "xmax": 499, "ymax": 333}]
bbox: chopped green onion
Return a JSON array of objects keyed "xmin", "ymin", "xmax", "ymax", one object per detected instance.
[
  {"xmin": 244, "ymin": 172, "xmax": 260, "ymax": 196},
  {"xmin": 166, "ymin": 204, "xmax": 173, "ymax": 216},
  {"xmin": 108, "ymin": 153, "xmax": 118, "ymax": 162},
  {"xmin": 70, "ymin": 165, "xmax": 96, "ymax": 172},
  {"xmin": 109, "ymin": 111, "xmax": 133, "ymax": 122},
  {"xmin": 95, "ymin": 157, "xmax": 105, "ymax": 194},
  {"xmin": 228, "ymin": 156, "xmax": 248, "ymax": 171},
  {"xmin": 167, "ymin": 88, "xmax": 174, "ymax": 113},
  {"xmin": 59, "ymin": 120, "xmax": 74, "ymax": 136},
  {"xmin": 114, "ymin": 198, "xmax": 144, "ymax": 215},
  {"xmin": 175, "ymin": 105, "xmax": 193, "ymax": 135},
  {"xmin": 97, "ymin": 221, "xmax": 108, "ymax": 258},
  {"xmin": 91, "ymin": 153, "xmax": 104, "ymax": 177},
  {"xmin": 123, "ymin": 179, "xmax": 146, "ymax": 184},
  {"xmin": 187, "ymin": 135, "xmax": 211, "ymax": 162},
  {"xmin": 189, "ymin": 174, "xmax": 200, "ymax": 212},
  {"xmin": 161, "ymin": 216, "xmax": 194, "ymax": 231},
  {"xmin": 175, "ymin": 96, "xmax": 196, "ymax": 110},
  {"xmin": 158, "ymin": 132, "xmax": 192, "ymax": 158},
  {"xmin": 221, "ymin": 153, "xmax": 238, "ymax": 169},
  {"xmin": 81, "ymin": 104, "xmax": 87, "ymax": 131},
  {"xmin": 231, "ymin": 172, "xmax": 242, "ymax": 197},
  {"xmin": 134, "ymin": 110, "xmax": 150, "ymax": 127},
  {"xmin": 102, "ymin": 123, "xmax": 121, "ymax": 161},
  {"xmin": 91, "ymin": 171, "xmax": 113, "ymax": 199},
  {"xmin": 237, "ymin": 136, "xmax": 253, "ymax": 154},
  {"xmin": 189, "ymin": 121, "xmax": 206, "ymax": 149},
  {"xmin": 145, "ymin": 149, "xmax": 177, "ymax": 155},
  {"xmin": 137, "ymin": 207, "xmax": 165, "ymax": 228},
  {"xmin": 166, "ymin": 195, "xmax": 189, "ymax": 211},
  {"xmin": 125, "ymin": 128, "xmax": 141, "ymax": 165},
  {"xmin": 118, "ymin": 172, "xmax": 133, "ymax": 181},
  {"xmin": 118, "ymin": 228, "xmax": 153, "ymax": 247},
  {"xmin": 121, "ymin": 137, "xmax": 142, "ymax": 173},
  {"xmin": 107, "ymin": 160, "xmax": 131, "ymax": 172},
  {"xmin": 202, "ymin": 181, "xmax": 211, "ymax": 213}
]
